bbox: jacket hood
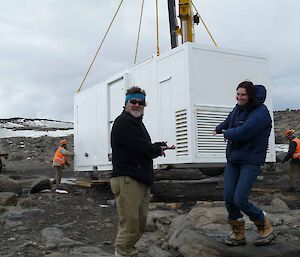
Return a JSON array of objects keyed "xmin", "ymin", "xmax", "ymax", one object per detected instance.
[{"xmin": 255, "ymin": 85, "xmax": 267, "ymax": 104}]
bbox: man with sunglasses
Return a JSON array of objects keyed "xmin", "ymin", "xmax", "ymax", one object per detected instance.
[{"xmin": 110, "ymin": 86, "xmax": 174, "ymax": 257}]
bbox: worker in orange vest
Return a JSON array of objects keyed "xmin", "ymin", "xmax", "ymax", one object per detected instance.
[
  {"xmin": 282, "ymin": 129, "xmax": 300, "ymax": 192},
  {"xmin": 53, "ymin": 139, "xmax": 74, "ymax": 188}
]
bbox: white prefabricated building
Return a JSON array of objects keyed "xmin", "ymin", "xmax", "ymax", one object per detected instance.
[{"xmin": 74, "ymin": 42, "xmax": 276, "ymax": 172}]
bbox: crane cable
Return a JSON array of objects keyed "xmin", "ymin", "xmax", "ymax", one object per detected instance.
[
  {"xmin": 134, "ymin": 0, "xmax": 145, "ymax": 64},
  {"xmin": 77, "ymin": 0, "xmax": 125, "ymax": 93},
  {"xmin": 155, "ymin": 0, "xmax": 160, "ymax": 56},
  {"xmin": 191, "ymin": 0, "xmax": 218, "ymax": 47}
]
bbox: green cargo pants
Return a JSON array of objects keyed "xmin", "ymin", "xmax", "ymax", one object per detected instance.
[
  {"xmin": 110, "ymin": 176, "xmax": 150, "ymax": 257},
  {"xmin": 54, "ymin": 166, "xmax": 63, "ymax": 187}
]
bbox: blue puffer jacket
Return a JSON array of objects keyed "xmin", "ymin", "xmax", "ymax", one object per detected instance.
[{"xmin": 215, "ymin": 85, "xmax": 272, "ymax": 165}]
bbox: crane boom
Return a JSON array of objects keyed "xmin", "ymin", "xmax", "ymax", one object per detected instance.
[
  {"xmin": 167, "ymin": 0, "xmax": 195, "ymax": 48},
  {"xmin": 178, "ymin": 0, "xmax": 194, "ymax": 43},
  {"xmin": 167, "ymin": 0, "xmax": 178, "ymax": 48}
]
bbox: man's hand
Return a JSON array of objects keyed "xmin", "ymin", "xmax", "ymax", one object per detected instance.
[
  {"xmin": 160, "ymin": 144, "xmax": 176, "ymax": 157},
  {"xmin": 160, "ymin": 147, "xmax": 166, "ymax": 157}
]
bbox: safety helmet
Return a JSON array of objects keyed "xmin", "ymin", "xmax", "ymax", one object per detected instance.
[
  {"xmin": 284, "ymin": 129, "xmax": 295, "ymax": 137},
  {"xmin": 59, "ymin": 139, "xmax": 68, "ymax": 146}
]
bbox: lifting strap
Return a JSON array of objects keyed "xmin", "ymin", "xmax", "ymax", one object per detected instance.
[
  {"xmin": 134, "ymin": 0, "xmax": 145, "ymax": 64},
  {"xmin": 77, "ymin": 0, "xmax": 125, "ymax": 93},
  {"xmin": 77, "ymin": 0, "xmax": 217, "ymax": 93},
  {"xmin": 156, "ymin": 0, "xmax": 160, "ymax": 56},
  {"xmin": 191, "ymin": 0, "xmax": 218, "ymax": 47}
]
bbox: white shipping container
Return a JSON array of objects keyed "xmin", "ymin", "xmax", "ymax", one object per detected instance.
[{"xmin": 74, "ymin": 43, "xmax": 276, "ymax": 172}]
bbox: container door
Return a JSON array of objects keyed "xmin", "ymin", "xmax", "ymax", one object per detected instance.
[{"xmin": 107, "ymin": 75, "xmax": 127, "ymax": 160}]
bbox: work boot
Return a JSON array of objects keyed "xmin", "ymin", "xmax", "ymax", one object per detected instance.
[
  {"xmin": 115, "ymin": 249, "xmax": 138, "ymax": 257},
  {"xmin": 254, "ymin": 217, "xmax": 275, "ymax": 246},
  {"xmin": 114, "ymin": 250, "xmax": 130, "ymax": 257},
  {"xmin": 224, "ymin": 218, "xmax": 246, "ymax": 246}
]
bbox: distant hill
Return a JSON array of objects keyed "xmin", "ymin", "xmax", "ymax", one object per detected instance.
[
  {"xmin": 0, "ymin": 118, "xmax": 73, "ymax": 129},
  {"xmin": 0, "ymin": 118, "xmax": 73, "ymax": 138},
  {"xmin": 274, "ymin": 109, "xmax": 300, "ymax": 143}
]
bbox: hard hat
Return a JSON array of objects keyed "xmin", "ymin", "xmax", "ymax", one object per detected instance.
[
  {"xmin": 59, "ymin": 139, "xmax": 68, "ymax": 146},
  {"xmin": 284, "ymin": 129, "xmax": 295, "ymax": 137}
]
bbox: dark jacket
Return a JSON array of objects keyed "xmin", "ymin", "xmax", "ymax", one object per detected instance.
[
  {"xmin": 111, "ymin": 110, "xmax": 162, "ymax": 186},
  {"xmin": 215, "ymin": 85, "xmax": 272, "ymax": 165}
]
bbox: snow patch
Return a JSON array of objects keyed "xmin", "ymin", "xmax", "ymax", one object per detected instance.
[
  {"xmin": 275, "ymin": 144, "xmax": 289, "ymax": 152},
  {"xmin": 0, "ymin": 128, "xmax": 73, "ymax": 138},
  {"xmin": 0, "ymin": 118, "xmax": 73, "ymax": 138}
]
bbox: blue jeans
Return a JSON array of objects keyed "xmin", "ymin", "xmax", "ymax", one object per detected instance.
[{"xmin": 224, "ymin": 163, "xmax": 264, "ymax": 222}]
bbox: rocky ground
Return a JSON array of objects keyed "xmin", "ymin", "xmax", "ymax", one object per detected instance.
[
  {"xmin": 273, "ymin": 109, "xmax": 300, "ymax": 143},
  {"xmin": 0, "ymin": 111, "xmax": 299, "ymax": 257}
]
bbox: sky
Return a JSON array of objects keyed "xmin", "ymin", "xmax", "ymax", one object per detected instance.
[{"xmin": 0, "ymin": 0, "xmax": 299, "ymax": 121}]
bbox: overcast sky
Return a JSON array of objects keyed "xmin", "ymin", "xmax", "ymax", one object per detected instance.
[{"xmin": 0, "ymin": 0, "xmax": 299, "ymax": 121}]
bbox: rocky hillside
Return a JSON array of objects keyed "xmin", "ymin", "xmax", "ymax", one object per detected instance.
[{"xmin": 274, "ymin": 109, "xmax": 300, "ymax": 143}]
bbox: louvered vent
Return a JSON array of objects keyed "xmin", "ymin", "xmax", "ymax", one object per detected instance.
[
  {"xmin": 195, "ymin": 105, "xmax": 232, "ymax": 153},
  {"xmin": 175, "ymin": 109, "xmax": 188, "ymax": 156}
]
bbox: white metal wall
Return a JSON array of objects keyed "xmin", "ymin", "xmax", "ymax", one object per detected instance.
[
  {"xmin": 74, "ymin": 43, "xmax": 276, "ymax": 171},
  {"xmin": 74, "ymin": 85, "xmax": 108, "ymax": 171},
  {"xmin": 188, "ymin": 44, "xmax": 275, "ymax": 163},
  {"xmin": 154, "ymin": 46, "xmax": 192, "ymax": 165}
]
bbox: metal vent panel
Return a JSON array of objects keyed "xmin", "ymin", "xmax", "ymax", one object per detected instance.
[
  {"xmin": 175, "ymin": 109, "xmax": 188, "ymax": 156},
  {"xmin": 195, "ymin": 105, "xmax": 232, "ymax": 154},
  {"xmin": 195, "ymin": 105, "xmax": 273, "ymax": 157}
]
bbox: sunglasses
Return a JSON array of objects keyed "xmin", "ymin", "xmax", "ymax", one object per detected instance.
[{"xmin": 129, "ymin": 99, "xmax": 145, "ymax": 106}]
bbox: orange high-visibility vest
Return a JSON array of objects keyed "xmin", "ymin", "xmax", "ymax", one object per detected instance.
[
  {"xmin": 53, "ymin": 146, "xmax": 67, "ymax": 165},
  {"xmin": 292, "ymin": 138, "xmax": 300, "ymax": 159}
]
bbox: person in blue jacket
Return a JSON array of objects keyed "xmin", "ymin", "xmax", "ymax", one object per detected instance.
[{"xmin": 213, "ymin": 80, "xmax": 275, "ymax": 246}]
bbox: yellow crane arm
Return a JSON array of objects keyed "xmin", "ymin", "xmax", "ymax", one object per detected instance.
[{"xmin": 178, "ymin": 0, "xmax": 194, "ymax": 43}]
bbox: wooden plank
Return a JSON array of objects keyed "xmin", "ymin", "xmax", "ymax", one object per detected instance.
[
  {"xmin": 0, "ymin": 153, "xmax": 8, "ymax": 158},
  {"xmin": 196, "ymin": 201, "xmax": 214, "ymax": 207},
  {"xmin": 166, "ymin": 202, "xmax": 183, "ymax": 209},
  {"xmin": 219, "ymin": 186, "xmax": 281, "ymax": 194},
  {"xmin": 75, "ymin": 180, "xmax": 92, "ymax": 188},
  {"xmin": 152, "ymin": 179, "xmax": 222, "ymax": 201},
  {"xmin": 283, "ymin": 195, "xmax": 300, "ymax": 200},
  {"xmin": 149, "ymin": 202, "xmax": 184, "ymax": 209},
  {"xmin": 252, "ymin": 188, "xmax": 280, "ymax": 193},
  {"xmin": 90, "ymin": 179, "xmax": 110, "ymax": 185}
]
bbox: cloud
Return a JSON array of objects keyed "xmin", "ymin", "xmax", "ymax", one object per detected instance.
[
  {"xmin": 0, "ymin": 1, "xmax": 299, "ymax": 121},
  {"xmin": 272, "ymin": 71, "xmax": 300, "ymax": 110}
]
